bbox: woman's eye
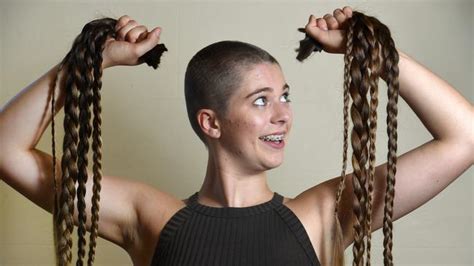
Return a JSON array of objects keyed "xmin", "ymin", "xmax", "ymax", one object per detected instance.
[
  {"xmin": 254, "ymin": 96, "xmax": 267, "ymax": 106},
  {"xmin": 281, "ymin": 92, "xmax": 291, "ymax": 103},
  {"xmin": 254, "ymin": 93, "xmax": 291, "ymax": 106}
]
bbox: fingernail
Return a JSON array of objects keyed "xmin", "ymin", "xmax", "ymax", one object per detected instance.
[{"xmin": 154, "ymin": 28, "xmax": 162, "ymax": 37}]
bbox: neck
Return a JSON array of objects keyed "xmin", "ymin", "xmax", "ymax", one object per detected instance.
[{"xmin": 198, "ymin": 150, "xmax": 273, "ymax": 208}]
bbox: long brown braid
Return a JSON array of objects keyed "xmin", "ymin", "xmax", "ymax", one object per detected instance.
[
  {"xmin": 296, "ymin": 11, "xmax": 399, "ymax": 266},
  {"xmin": 50, "ymin": 17, "xmax": 167, "ymax": 265},
  {"xmin": 378, "ymin": 20, "xmax": 399, "ymax": 266},
  {"xmin": 87, "ymin": 30, "xmax": 106, "ymax": 266},
  {"xmin": 361, "ymin": 14, "xmax": 382, "ymax": 266}
]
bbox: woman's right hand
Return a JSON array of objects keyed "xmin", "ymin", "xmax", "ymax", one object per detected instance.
[{"xmin": 101, "ymin": 15, "xmax": 162, "ymax": 69}]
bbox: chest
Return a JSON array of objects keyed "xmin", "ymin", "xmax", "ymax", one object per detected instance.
[{"xmin": 151, "ymin": 207, "xmax": 320, "ymax": 266}]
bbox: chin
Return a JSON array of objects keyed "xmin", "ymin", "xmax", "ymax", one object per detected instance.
[{"xmin": 263, "ymin": 158, "xmax": 284, "ymax": 170}]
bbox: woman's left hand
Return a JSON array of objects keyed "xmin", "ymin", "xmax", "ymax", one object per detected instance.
[{"xmin": 304, "ymin": 6, "xmax": 353, "ymax": 54}]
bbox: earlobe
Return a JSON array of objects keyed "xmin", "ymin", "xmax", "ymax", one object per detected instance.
[{"xmin": 197, "ymin": 109, "xmax": 221, "ymax": 139}]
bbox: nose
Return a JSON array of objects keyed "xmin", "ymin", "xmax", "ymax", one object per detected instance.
[{"xmin": 271, "ymin": 102, "xmax": 292, "ymax": 125}]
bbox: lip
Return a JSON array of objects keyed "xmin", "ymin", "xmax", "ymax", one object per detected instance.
[
  {"xmin": 259, "ymin": 131, "xmax": 286, "ymax": 138},
  {"xmin": 259, "ymin": 131, "xmax": 287, "ymax": 150},
  {"xmin": 260, "ymin": 138, "xmax": 285, "ymax": 149}
]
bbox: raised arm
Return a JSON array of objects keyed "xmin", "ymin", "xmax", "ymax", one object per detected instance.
[
  {"xmin": 0, "ymin": 16, "xmax": 169, "ymax": 255},
  {"xmin": 334, "ymin": 49, "xmax": 474, "ymax": 244},
  {"xmin": 295, "ymin": 6, "xmax": 473, "ymax": 263}
]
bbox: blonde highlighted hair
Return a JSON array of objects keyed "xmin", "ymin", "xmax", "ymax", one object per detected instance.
[
  {"xmin": 297, "ymin": 11, "xmax": 399, "ymax": 266},
  {"xmin": 50, "ymin": 18, "xmax": 167, "ymax": 265}
]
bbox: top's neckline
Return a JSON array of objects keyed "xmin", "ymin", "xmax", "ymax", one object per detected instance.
[{"xmin": 187, "ymin": 191, "xmax": 283, "ymax": 218}]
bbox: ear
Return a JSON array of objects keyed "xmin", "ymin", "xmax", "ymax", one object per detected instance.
[{"xmin": 197, "ymin": 109, "xmax": 221, "ymax": 139}]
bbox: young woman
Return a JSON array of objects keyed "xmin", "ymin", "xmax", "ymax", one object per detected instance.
[{"xmin": 0, "ymin": 6, "xmax": 472, "ymax": 266}]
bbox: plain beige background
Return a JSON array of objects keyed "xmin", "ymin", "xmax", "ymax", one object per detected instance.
[{"xmin": 0, "ymin": 0, "xmax": 472, "ymax": 265}]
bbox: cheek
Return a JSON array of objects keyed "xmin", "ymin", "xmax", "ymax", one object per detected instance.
[
  {"xmin": 242, "ymin": 120, "xmax": 263, "ymax": 139},
  {"xmin": 230, "ymin": 120, "xmax": 261, "ymax": 150},
  {"xmin": 247, "ymin": 115, "xmax": 266, "ymax": 129},
  {"xmin": 231, "ymin": 118, "xmax": 261, "ymax": 132},
  {"xmin": 225, "ymin": 113, "xmax": 265, "ymax": 144}
]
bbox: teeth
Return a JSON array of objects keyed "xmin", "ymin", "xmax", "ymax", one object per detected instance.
[{"xmin": 260, "ymin": 134, "xmax": 284, "ymax": 142}]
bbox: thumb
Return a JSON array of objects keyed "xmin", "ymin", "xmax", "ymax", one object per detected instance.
[
  {"xmin": 307, "ymin": 26, "xmax": 328, "ymax": 43},
  {"xmin": 135, "ymin": 27, "xmax": 162, "ymax": 57}
]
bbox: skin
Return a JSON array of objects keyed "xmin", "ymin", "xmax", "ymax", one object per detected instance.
[
  {"xmin": 0, "ymin": 6, "xmax": 472, "ymax": 266},
  {"xmin": 196, "ymin": 62, "xmax": 292, "ymax": 208}
]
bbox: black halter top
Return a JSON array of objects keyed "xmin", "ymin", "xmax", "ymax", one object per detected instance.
[{"xmin": 150, "ymin": 192, "xmax": 321, "ymax": 266}]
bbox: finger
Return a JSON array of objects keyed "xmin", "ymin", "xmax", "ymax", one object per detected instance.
[
  {"xmin": 343, "ymin": 6, "xmax": 353, "ymax": 18},
  {"xmin": 305, "ymin": 14, "xmax": 317, "ymax": 29},
  {"xmin": 304, "ymin": 17, "xmax": 330, "ymax": 47},
  {"xmin": 316, "ymin": 18, "xmax": 328, "ymax": 31},
  {"xmin": 323, "ymin": 13, "xmax": 339, "ymax": 30},
  {"xmin": 136, "ymin": 31, "xmax": 148, "ymax": 42},
  {"xmin": 134, "ymin": 27, "xmax": 162, "ymax": 57},
  {"xmin": 125, "ymin": 25, "xmax": 148, "ymax": 43},
  {"xmin": 117, "ymin": 20, "xmax": 139, "ymax": 41},
  {"xmin": 115, "ymin": 15, "xmax": 131, "ymax": 30},
  {"xmin": 333, "ymin": 8, "xmax": 347, "ymax": 26}
]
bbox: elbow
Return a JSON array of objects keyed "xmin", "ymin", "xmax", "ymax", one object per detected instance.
[
  {"xmin": 469, "ymin": 138, "xmax": 474, "ymax": 165},
  {"xmin": 459, "ymin": 137, "xmax": 474, "ymax": 165},
  {"xmin": 467, "ymin": 107, "xmax": 474, "ymax": 164},
  {"xmin": 439, "ymin": 135, "xmax": 474, "ymax": 166},
  {"xmin": 465, "ymin": 125, "xmax": 474, "ymax": 165},
  {"xmin": 455, "ymin": 136, "xmax": 474, "ymax": 166}
]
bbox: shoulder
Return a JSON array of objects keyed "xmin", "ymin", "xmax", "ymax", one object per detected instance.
[
  {"xmin": 133, "ymin": 184, "xmax": 187, "ymax": 236},
  {"xmin": 286, "ymin": 179, "xmax": 338, "ymax": 223},
  {"xmin": 125, "ymin": 183, "xmax": 186, "ymax": 262},
  {"xmin": 284, "ymin": 180, "xmax": 343, "ymax": 264},
  {"xmin": 285, "ymin": 184, "xmax": 337, "ymax": 233}
]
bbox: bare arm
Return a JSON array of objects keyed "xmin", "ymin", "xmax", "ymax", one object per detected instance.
[
  {"xmin": 0, "ymin": 16, "xmax": 170, "ymax": 255},
  {"xmin": 297, "ymin": 7, "xmax": 473, "ymax": 263},
  {"xmin": 0, "ymin": 63, "xmax": 65, "ymax": 210},
  {"xmin": 336, "ymin": 49, "xmax": 474, "ymax": 247},
  {"xmin": 301, "ymin": 48, "xmax": 473, "ymax": 262}
]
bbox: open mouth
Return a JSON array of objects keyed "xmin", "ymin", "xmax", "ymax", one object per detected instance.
[{"xmin": 259, "ymin": 134, "xmax": 285, "ymax": 144}]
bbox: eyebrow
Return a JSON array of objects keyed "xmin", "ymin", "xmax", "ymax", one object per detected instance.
[{"xmin": 245, "ymin": 84, "xmax": 290, "ymax": 99}]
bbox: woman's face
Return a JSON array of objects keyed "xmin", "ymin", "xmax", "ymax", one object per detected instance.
[{"xmin": 217, "ymin": 62, "xmax": 293, "ymax": 172}]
